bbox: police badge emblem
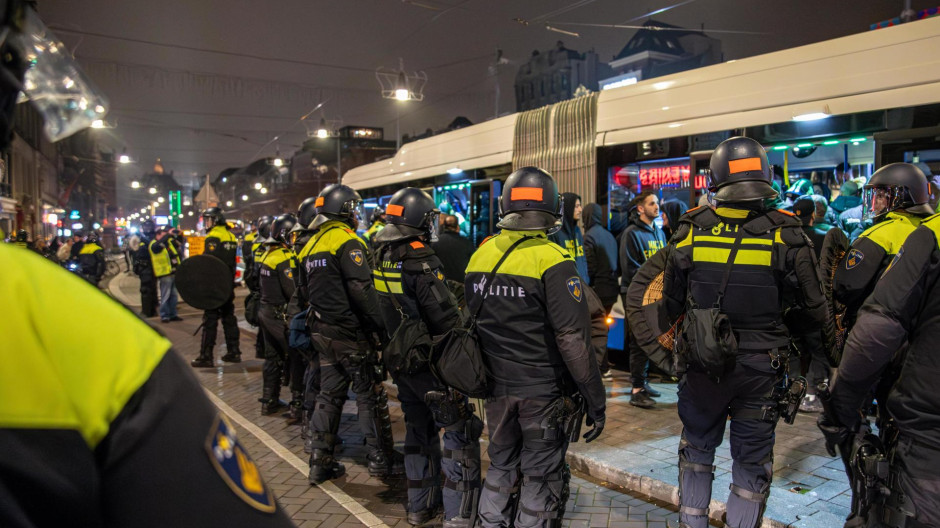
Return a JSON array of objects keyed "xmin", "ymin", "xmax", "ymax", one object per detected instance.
[
  {"xmin": 350, "ymin": 249, "xmax": 364, "ymax": 266},
  {"xmin": 567, "ymin": 276, "xmax": 583, "ymax": 302},
  {"xmin": 845, "ymin": 248, "xmax": 864, "ymax": 270},
  {"xmin": 205, "ymin": 414, "xmax": 275, "ymax": 512}
]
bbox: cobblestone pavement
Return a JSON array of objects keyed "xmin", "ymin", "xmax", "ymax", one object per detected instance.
[
  {"xmin": 112, "ymin": 273, "xmax": 850, "ymax": 528},
  {"xmin": 113, "ymin": 274, "xmax": 681, "ymax": 528}
]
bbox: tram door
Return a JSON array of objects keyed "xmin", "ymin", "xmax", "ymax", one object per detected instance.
[
  {"xmin": 469, "ymin": 179, "xmax": 500, "ymax": 247},
  {"xmin": 689, "ymin": 151, "xmax": 714, "ymax": 207},
  {"xmin": 434, "ymin": 179, "xmax": 501, "ymax": 247}
]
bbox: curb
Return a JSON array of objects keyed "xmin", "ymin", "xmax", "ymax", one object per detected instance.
[{"xmin": 383, "ymin": 380, "xmax": 787, "ymax": 528}]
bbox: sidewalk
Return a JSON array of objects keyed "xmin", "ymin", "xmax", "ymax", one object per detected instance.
[{"xmin": 110, "ymin": 274, "xmax": 850, "ymax": 528}]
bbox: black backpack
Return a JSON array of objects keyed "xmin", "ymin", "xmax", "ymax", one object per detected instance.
[
  {"xmin": 676, "ymin": 227, "xmax": 742, "ymax": 382},
  {"xmin": 431, "ymin": 236, "xmax": 531, "ymax": 398},
  {"xmin": 375, "ymin": 263, "xmax": 435, "ymax": 378}
]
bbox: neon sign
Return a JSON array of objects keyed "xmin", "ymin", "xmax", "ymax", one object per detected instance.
[{"xmin": 616, "ymin": 164, "xmax": 708, "ymax": 190}]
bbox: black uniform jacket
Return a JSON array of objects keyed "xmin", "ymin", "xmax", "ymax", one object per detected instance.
[
  {"xmin": 833, "ymin": 211, "xmax": 925, "ymax": 326},
  {"xmin": 0, "ymin": 245, "xmax": 292, "ymax": 527},
  {"xmin": 663, "ymin": 205, "xmax": 828, "ymax": 354},
  {"xmin": 430, "ymin": 230, "xmax": 475, "ymax": 283},
  {"xmin": 374, "ymin": 238, "xmax": 462, "ymax": 337},
  {"xmin": 258, "ymin": 245, "xmax": 298, "ymax": 306},
  {"xmin": 205, "ymin": 225, "xmax": 239, "ymax": 277},
  {"xmin": 295, "ymin": 220, "xmax": 385, "ymax": 337},
  {"xmin": 464, "ymin": 229, "xmax": 606, "ymax": 421},
  {"xmin": 830, "ymin": 214, "xmax": 940, "ymax": 474}
]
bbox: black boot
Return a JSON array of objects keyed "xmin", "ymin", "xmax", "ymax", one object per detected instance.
[
  {"xmin": 285, "ymin": 392, "xmax": 304, "ymax": 425},
  {"xmin": 408, "ymin": 505, "xmax": 442, "ymax": 526},
  {"xmin": 193, "ymin": 324, "xmax": 215, "ymax": 368},
  {"xmin": 259, "ymin": 381, "xmax": 286, "ymax": 415},
  {"xmin": 309, "ymin": 449, "xmax": 345, "ymax": 484},
  {"xmin": 221, "ymin": 346, "xmax": 241, "ymax": 363}
]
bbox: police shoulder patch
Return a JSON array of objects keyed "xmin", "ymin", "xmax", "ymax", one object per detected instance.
[
  {"xmin": 566, "ymin": 276, "xmax": 583, "ymax": 302},
  {"xmin": 349, "ymin": 249, "xmax": 364, "ymax": 266},
  {"xmin": 845, "ymin": 248, "xmax": 865, "ymax": 270},
  {"xmin": 883, "ymin": 247, "xmax": 903, "ymax": 275},
  {"xmin": 205, "ymin": 414, "xmax": 275, "ymax": 513}
]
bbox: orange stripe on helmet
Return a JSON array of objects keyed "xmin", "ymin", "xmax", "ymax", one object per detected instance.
[
  {"xmin": 410, "ymin": 241, "xmax": 425, "ymax": 249},
  {"xmin": 386, "ymin": 204, "xmax": 404, "ymax": 216},
  {"xmin": 728, "ymin": 157, "xmax": 763, "ymax": 174},
  {"xmin": 510, "ymin": 187, "xmax": 544, "ymax": 201},
  {"xmin": 314, "ymin": 197, "xmax": 324, "ymax": 207}
]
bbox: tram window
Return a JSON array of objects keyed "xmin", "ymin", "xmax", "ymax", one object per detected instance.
[{"xmin": 608, "ymin": 159, "xmax": 703, "ymax": 236}]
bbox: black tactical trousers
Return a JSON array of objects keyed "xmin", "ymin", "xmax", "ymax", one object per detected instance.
[
  {"xmin": 887, "ymin": 440, "xmax": 940, "ymax": 527},
  {"xmin": 139, "ymin": 273, "xmax": 158, "ymax": 317},
  {"xmin": 259, "ymin": 304, "xmax": 291, "ymax": 402},
  {"xmin": 479, "ymin": 394, "xmax": 570, "ymax": 528},
  {"xmin": 200, "ymin": 291, "xmax": 239, "ymax": 357},
  {"xmin": 308, "ymin": 329, "xmax": 393, "ymax": 465},
  {"xmin": 397, "ymin": 370, "xmax": 482, "ymax": 521},
  {"xmin": 676, "ymin": 356, "xmax": 778, "ymax": 528}
]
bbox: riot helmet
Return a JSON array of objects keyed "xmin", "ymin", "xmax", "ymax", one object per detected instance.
[
  {"xmin": 784, "ymin": 179, "xmax": 814, "ymax": 200},
  {"xmin": 201, "ymin": 207, "xmax": 226, "ymax": 230},
  {"xmin": 708, "ymin": 137, "xmax": 777, "ymax": 202},
  {"xmin": 140, "ymin": 220, "xmax": 155, "ymax": 237},
  {"xmin": 862, "ymin": 162, "xmax": 934, "ymax": 220},
  {"xmin": 374, "ymin": 188, "xmax": 440, "ymax": 244},
  {"xmin": 291, "ymin": 196, "xmax": 318, "ymax": 233},
  {"xmin": 15, "ymin": 228, "xmax": 27, "ymax": 242},
  {"xmin": 310, "ymin": 184, "xmax": 363, "ymax": 229},
  {"xmin": 496, "ymin": 166, "xmax": 563, "ymax": 232},
  {"xmin": 256, "ymin": 215, "xmax": 273, "ymax": 240},
  {"xmin": 370, "ymin": 206, "xmax": 387, "ymax": 224},
  {"xmin": 85, "ymin": 230, "xmax": 99, "ymax": 244},
  {"xmin": 267, "ymin": 214, "xmax": 297, "ymax": 245}
]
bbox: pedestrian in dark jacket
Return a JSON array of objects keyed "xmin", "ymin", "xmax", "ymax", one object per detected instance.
[
  {"xmin": 549, "ymin": 192, "xmax": 589, "ymax": 283},
  {"xmin": 430, "ymin": 214, "xmax": 474, "ymax": 282},
  {"xmin": 659, "ymin": 199, "xmax": 688, "ymax": 242},
  {"xmin": 618, "ymin": 191, "xmax": 667, "ymax": 409},
  {"xmin": 581, "ymin": 203, "xmax": 618, "ymax": 309}
]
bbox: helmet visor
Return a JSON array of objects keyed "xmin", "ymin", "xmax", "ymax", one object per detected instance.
[
  {"xmin": 10, "ymin": 9, "xmax": 108, "ymax": 142},
  {"xmin": 427, "ymin": 211, "xmax": 441, "ymax": 243},
  {"xmin": 862, "ymin": 186, "xmax": 901, "ymax": 221}
]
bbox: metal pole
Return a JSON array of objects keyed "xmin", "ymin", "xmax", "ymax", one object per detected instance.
[
  {"xmin": 396, "ymin": 104, "xmax": 401, "ymax": 151},
  {"xmin": 337, "ymin": 137, "xmax": 342, "ymax": 184}
]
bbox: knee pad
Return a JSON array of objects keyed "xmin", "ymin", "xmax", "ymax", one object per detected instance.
[
  {"xmin": 519, "ymin": 465, "xmax": 570, "ymax": 528},
  {"xmin": 678, "ymin": 455, "xmax": 715, "ymax": 521}
]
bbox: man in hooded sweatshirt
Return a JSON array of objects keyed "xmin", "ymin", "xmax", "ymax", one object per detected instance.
[
  {"xmin": 619, "ymin": 191, "xmax": 667, "ymax": 409},
  {"xmin": 549, "ymin": 192, "xmax": 590, "ymax": 284},
  {"xmin": 582, "ymin": 202, "xmax": 619, "ymax": 378}
]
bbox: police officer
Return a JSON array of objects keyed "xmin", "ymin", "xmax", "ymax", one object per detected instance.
[
  {"xmin": 289, "ymin": 196, "xmax": 321, "ymax": 446},
  {"xmin": 658, "ymin": 137, "xmax": 828, "ymax": 528},
  {"xmin": 245, "ymin": 216, "xmax": 273, "ymax": 360},
  {"xmin": 372, "ymin": 188, "xmax": 482, "ymax": 527},
  {"xmin": 192, "ymin": 207, "xmax": 241, "ymax": 367},
  {"xmin": 295, "ymin": 184, "xmax": 401, "ymax": 483},
  {"xmin": 820, "ymin": 212, "xmax": 940, "ymax": 527},
  {"xmin": 257, "ymin": 214, "xmax": 303, "ymax": 417},
  {"xmin": 468, "ymin": 167, "xmax": 606, "ymax": 528},
  {"xmin": 833, "ymin": 163, "xmax": 934, "ymax": 331},
  {"xmin": 134, "ymin": 220, "xmax": 159, "ymax": 318},
  {"xmin": 363, "ymin": 206, "xmax": 386, "ymax": 253},
  {"xmin": 150, "ymin": 227, "xmax": 182, "ymax": 322},
  {"xmin": 0, "ymin": 1, "xmax": 292, "ymax": 523},
  {"xmin": 78, "ymin": 230, "xmax": 106, "ymax": 286}
]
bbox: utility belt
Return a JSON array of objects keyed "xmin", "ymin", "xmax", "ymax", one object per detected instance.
[
  {"xmin": 524, "ymin": 394, "xmax": 585, "ymax": 443},
  {"xmin": 262, "ymin": 302, "xmax": 289, "ymax": 322}
]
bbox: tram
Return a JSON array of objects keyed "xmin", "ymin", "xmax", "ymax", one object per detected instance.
[{"xmin": 343, "ymin": 16, "xmax": 940, "ymax": 350}]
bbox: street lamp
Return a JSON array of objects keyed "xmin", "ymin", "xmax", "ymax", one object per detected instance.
[
  {"xmin": 226, "ymin": 200, "xmax": 233, "ymax": 207},
  {"xmin": 131, "ymin": 181, "xmax": 140, "ymax": 189},
  {"xmin": 157, "ymin": 196, "xmax": 165, "ymax": 203},
  {"xmin": 148, "ymin": 187, "xmax": 157, "ymax": 194}
]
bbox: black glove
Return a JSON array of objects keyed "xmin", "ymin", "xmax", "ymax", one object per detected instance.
[
  {"xmin": 582, "ymin": 414, "xmax": 605, "ymax": 443},
  {"xmin": 817, "ymin": 414, "xmax": 850, "ymax": 457}
]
